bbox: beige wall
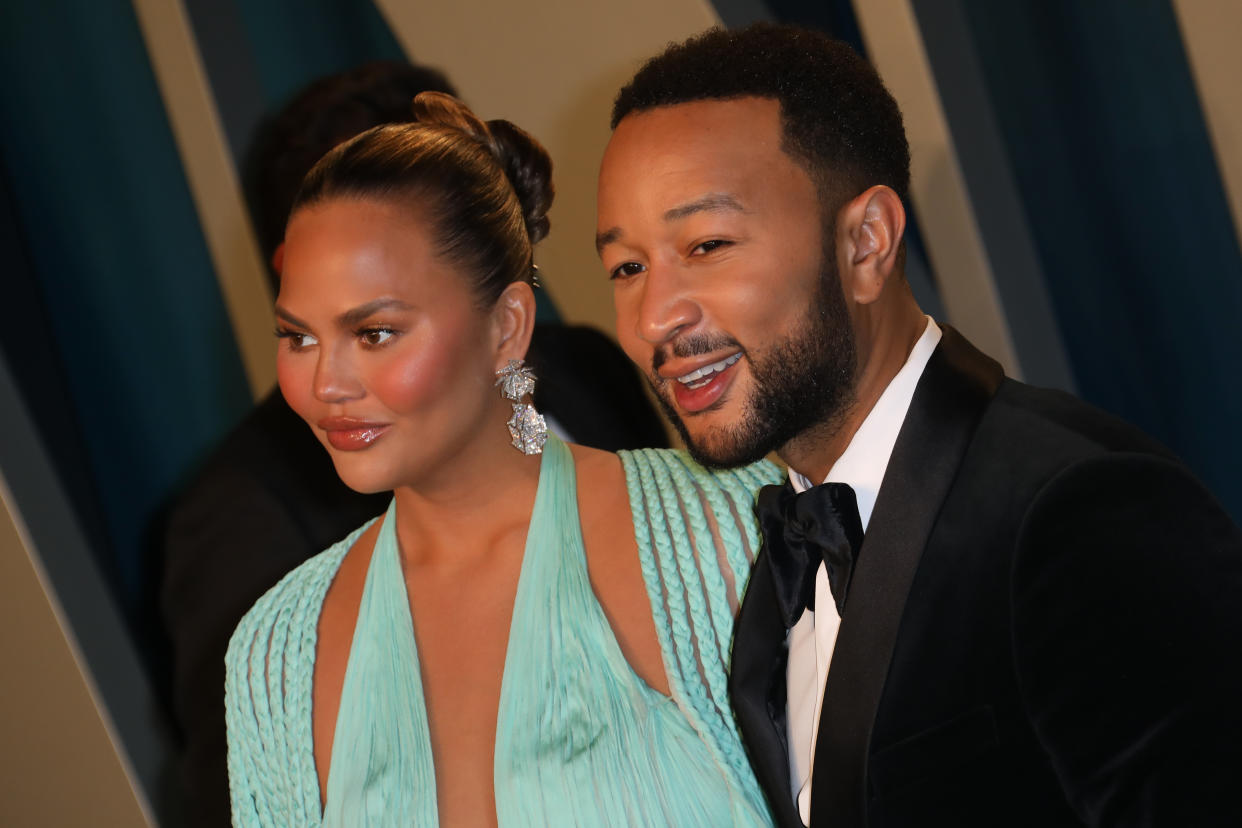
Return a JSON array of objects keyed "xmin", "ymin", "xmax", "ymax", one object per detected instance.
[
  {"xmin": 853, "ymin": 0, "xmax": 1020, "ymax": 377},
  {"xmin": 0, "ymin": 475, "xmax": 150, "ymax": 827},
  {"xmin": 374, "ymin": 0, "xmax": 722, "ymax": 338},
  {"xmin": 1172, "ymin": 0, "xmax": 1242, "ymax": 253}
]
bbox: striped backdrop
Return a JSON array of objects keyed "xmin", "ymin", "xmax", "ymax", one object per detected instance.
[{"xmin": 1, "ymin": 0, "xmax": 1239, "ymax": 821}]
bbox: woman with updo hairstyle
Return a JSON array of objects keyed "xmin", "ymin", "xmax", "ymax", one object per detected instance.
[{"xmin": 224, "ymin": 93, "xmax": 781, "ymax": 826}]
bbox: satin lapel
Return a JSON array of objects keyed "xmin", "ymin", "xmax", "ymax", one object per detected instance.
[
  {"xmin": 809, "ymin": 326, "xmax": 1003, "ymax": 826},
  {"xmin": 730, "ymin": 546, "xmax": 805, "ymax": 828}
]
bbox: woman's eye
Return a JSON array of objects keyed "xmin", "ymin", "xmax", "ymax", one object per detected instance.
[
  {"xmin": 692, "ymin": 239, "xmax": 731, "ymax": 255},
  {"xmin": 609, "ymin": 261, "xmax": 645, "ymax": 281},
  {"xmin": 359, "ymin": 328, "xmax": 395, "ymax": 347},
  {"xmin": 275, "ymin": 329, "xmax": 317, "ymax": 351}
]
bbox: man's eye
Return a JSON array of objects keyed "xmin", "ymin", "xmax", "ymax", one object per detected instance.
[
  {"xmin": 275, "ymin": 329, "xmax": 317, "ymax": 350},
  {"xmin": 692, "ymin": 239, "xmax": 731, "ymax": 255},
  {"xmin": 609, "ymin": 262, "xmax": 645, "ymax": 280},
  {"xmin": 359, "ymin": 328, "xmax": 395, "ymax": 347}
]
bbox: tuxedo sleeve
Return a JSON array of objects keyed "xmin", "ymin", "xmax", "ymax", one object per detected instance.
[{"xmin": 1011, "ymin": 452, "xmax": 1242, "ymax": 826}]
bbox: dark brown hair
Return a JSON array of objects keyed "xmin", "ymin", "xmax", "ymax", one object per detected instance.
[
  {"xmin": 244, "ymin": 60, "xmax": 457, "ymax": 273},
  {"xmin": 293, "ymin": 92, "xmax": 553, "ymax": 307}
]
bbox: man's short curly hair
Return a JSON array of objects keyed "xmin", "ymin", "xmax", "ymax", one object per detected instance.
[{"xmin": 611, "ymin": 23, "xmax": 910, "ymax": 211}]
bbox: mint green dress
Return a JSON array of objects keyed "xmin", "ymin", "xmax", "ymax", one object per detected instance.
[{"xmin": 226, "ymin": 435, "xmax": 780, "ymax": 826}]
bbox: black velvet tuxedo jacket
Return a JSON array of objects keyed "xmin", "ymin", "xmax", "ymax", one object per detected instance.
[{"xmin": 730, "ymin": 326, "xmax": 1242, "ymax": 827}]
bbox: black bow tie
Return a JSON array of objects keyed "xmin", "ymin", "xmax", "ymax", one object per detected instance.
[{"xmin": 756, "ymin": 480, "xmax": 865, "ymax": 629}]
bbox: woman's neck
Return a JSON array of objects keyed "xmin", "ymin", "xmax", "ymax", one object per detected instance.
[{"xmin": 389, "ymin": 425, "xmax": 544, "ymax": 568}]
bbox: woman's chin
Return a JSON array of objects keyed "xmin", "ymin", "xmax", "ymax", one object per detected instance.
[{"xmin": 330, "ymin": 461, "xmax": 397, "ymax": 496}]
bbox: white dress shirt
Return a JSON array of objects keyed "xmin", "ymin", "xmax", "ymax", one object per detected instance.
[{"xmin": 786, "ymin": 317, "xmax": 942, "ymax": 825}]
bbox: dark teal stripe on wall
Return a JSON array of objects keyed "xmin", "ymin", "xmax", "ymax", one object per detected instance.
[
  {"xmin": 0, "ymin": 0, "xmax": 252, "ymax": 610},
  {"xmin": 959, "ymin": 0, "xmax": 1242, "ymax": 520},
  {"xmin": 0, "ymin": 166, "xmax": 115, "ymax": 579},
  {"xmin": 911, "ymin": 0, "xmax": 1076, "ymax": 393},
  {"xmin": 183, "ymin": 0, "xmax": 406, "ymax": 167},
  {"xmin": 231, "ymin": 0, "xmax": 406, "ymax": 114}
]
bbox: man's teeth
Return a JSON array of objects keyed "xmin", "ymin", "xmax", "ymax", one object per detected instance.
[{"xmin": 677, "ymin": 353, "xmax": 742, "ymax": 389}]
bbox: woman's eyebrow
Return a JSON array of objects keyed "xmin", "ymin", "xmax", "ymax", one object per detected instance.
[
  {"xmin": 337, "ymin": 298, "xmax": 414, "ymax": 328},
  {"xmin": 274, "ymin": 305, "xmax": 310, "ymax": 328}
]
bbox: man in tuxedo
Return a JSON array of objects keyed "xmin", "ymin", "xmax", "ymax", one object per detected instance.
[{"xmin": 596, "ymin": 23, "xmax": 1242, "ymax": 827}]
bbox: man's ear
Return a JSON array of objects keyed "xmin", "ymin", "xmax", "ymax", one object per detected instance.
[
  {"xmin": 840, "ymin": 185, "xmax": 906, "ymax": 305},
  {"xmin": 492, "ymin": 280, "xmax": 537, "ymax": 369}
]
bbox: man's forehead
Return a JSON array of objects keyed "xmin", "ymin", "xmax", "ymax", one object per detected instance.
[
  {"xmin": 598, "ymin": 98, "xmax": 791, "ymax": 218},
  {"xmin": 606, "ymin": 96, "xmax": 784, "ymax": 158}
]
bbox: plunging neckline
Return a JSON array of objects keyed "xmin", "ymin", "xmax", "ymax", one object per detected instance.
[{"xmin": 318, "ymin": 434, "xmax": 670, "ymax": 824}]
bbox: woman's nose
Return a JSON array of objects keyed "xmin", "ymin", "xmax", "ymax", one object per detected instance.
[{"xmin": 313, "ymin": 346, "xmax": 363, "ymax": 403}]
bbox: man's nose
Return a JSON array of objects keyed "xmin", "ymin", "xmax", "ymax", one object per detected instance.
[
  {"xmin": 313, "ymin": 345, "xmax": 363, "ymax": 403},
  {"xmin": 634, "ymin": 261, "xmax": 701, "ymax": 347}
]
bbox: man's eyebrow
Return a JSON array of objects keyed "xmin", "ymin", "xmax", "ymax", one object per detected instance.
[
  {"xmin": 663, "ymin": 193, "xmax": 747, "ymax": 222},
  {"xmin": 595, "ymin": 227, "xmax": 621, "ymax": 255},
  {"xmin": 595, "ymin": 194, "xmax": 747, "ymax": 255}
]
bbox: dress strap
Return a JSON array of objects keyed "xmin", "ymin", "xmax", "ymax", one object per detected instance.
[{"xmin": 322, "ymin": 499, "xmax": 438, "ymax": 826}]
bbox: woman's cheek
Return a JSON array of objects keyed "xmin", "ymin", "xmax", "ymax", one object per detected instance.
[{"xmin": 371, "ymin": 340, "xmax": 459, "ymax": 415}]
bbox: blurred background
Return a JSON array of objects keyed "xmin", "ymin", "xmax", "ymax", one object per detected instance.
[{"xmin": 2, "ymin": 0, "xmax": 1239, "ymax": 824}]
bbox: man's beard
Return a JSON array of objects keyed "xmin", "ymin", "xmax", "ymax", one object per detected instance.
[{"xmin": 651, "ymin": 252, "xmax": 857, "ymax": 469}]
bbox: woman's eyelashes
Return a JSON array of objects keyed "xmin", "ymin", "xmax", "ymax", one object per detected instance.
[
  {"xmin": 274, "ymin": 326, "xmax": 399, "ymax": 350},
  {"xmin": 275, "ymin": 327, "xmax": 317, "ymax": 351},
  {"xmin": 357, "ymin": 326, "xmax": 398, "ymax": 348}
]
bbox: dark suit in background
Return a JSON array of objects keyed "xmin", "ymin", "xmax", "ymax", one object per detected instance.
[{"xmin": 731, "ymin": 327, "xmax": 1242, "ymax": 827}]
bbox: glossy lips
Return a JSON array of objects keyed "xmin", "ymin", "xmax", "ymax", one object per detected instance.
[{"xmin": 318, "ymin": 417, "xmax": 391, "ymax": 451}]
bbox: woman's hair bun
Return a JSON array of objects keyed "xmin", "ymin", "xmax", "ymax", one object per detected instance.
[
  {"xmin": 409, "ymin": 90, "xmax": 490, "ymax": 139},
  {"xmin": 485, "ymin": 119, "xmax": 553, "ymax": 246},
  {"xmin": 411, "ymin": 91, "xmax": 553, "ymax": 245}
]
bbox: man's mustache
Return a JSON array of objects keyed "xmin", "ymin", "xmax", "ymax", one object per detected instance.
[{"xmin": 651, "ymin": 333, "xmax": 744, "ymax": 376}]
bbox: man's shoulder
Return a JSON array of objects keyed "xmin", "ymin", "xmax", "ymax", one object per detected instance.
[
  {"xmin": 945, "ymin": 377, "xmax": 1215, "ymax": 536},
  {"xmin": 929, "ymin": 325, "xmax": 1170, "ymax": 464},
  {"xmin": 182, "ymin": 391, "xmax": 325, "ymax": 493},
  {"xmin": 984, "ymin": 378, "xmax": 1175, "ymax": 464},
  {"xmin": 168, "ymin": 390, "xmax": 387, "ymax": 553}
]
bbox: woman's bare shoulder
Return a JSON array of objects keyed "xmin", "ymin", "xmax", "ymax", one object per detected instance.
[
  {"xmin": 566, "ymin": 442, "xmax": 669, "ymax": 695},
  {"xmin": 567, "ymin": 443, "xmax": 630, "ymax": 534},
  {"xmin": 567, "ymin": 441, "xmax": 623, "ymax": 480}
]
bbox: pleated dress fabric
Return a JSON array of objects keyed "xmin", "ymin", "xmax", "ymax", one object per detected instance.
[{"xmin": 225, "ymin": 435, "xmax": 781, "ymax": 826}]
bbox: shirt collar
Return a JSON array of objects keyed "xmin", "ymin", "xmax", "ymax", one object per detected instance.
[{"xmin": 789, "ymin": 317, "xmax": 942, "ymax": 530}]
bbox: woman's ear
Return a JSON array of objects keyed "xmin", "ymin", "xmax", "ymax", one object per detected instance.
[
  {"xmin": 839, "ymin": 184, "xmax": 906, "ymax": 305},
  {"xmin": 491, "ymin": 280, "xmax": 537, "ymax": 368}
]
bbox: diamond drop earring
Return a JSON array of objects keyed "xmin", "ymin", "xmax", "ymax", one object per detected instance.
[{"xmin": 495, "ymin": 358, "xmax": 547, "ymax": 455}]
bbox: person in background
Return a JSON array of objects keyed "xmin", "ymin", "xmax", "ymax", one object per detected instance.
[
  {"xmin": 226, "ymin": 92, "xmax": 776, "ymax": 825},
  {"xmin": 597, "ymin": 23, "xmax": 1242, "ymax": 827},
  {"xmin": 163, "ymin": 61, "xmax": 663, "ymax": 827}
]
